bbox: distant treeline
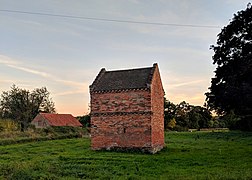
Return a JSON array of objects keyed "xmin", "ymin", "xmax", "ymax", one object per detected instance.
[{"xmin": 164, "ymin": 98, "xmax": 237, "ymax": 131}]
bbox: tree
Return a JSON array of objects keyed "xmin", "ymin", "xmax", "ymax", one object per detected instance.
[
  {"xmin": 77, "ymin": 114, "xmax": 91, "ymax": 128},
  {"xmin": 164, "ymin": 98, "xmax": 176, "ymax": 129},
  {"xmin": 189, "ymin": 106, "xmax": 212, "ymax": 129},
  {"xmin": 188, "ymin": 107, "xmax": 201, "ymax": 129},
  {"xmin": 221, "ymin": 110, "xmax": 240, "ymax": 129},
  {"xmin": 175, "ymin": 101, "xmax": 191, "ymax": 128},
  {"xmin": 167, "ymin": 118, "xmax": 176, "ymax": 130},
  {"xmin": 205, "ymin": 4, "xmax": 252, "ymax": 130},
  {"xmin": 0, "ymin": 85, "xmax": 55, "ymax": 131},
  {"xmin": 164, "ymin": 98, "xmax": 213, "ymax": 131}
]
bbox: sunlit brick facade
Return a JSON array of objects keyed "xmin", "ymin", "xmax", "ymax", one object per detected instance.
[{"xmin": 89, "ymin": 63, "xmax": 164, "ymax": 153}]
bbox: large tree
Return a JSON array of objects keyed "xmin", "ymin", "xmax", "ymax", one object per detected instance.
[
  {"xmin": 0, "ymin": 85, "xmax": 55, "ymax": 131},
  {"xmin": 205, "ymin": 4, "xmax": 252, "ymax": 129}
]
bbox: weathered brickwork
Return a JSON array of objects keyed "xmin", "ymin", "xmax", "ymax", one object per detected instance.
[
  {"xmin": 91, "ymin": 90, "xmax": 151, "ymax": 113},
  {"xmin": 90, "ymin": 63, "xmax": 164, "ymax": 153},
  {"xmin": 91, "ymin": 114, "xmax": 152, "ymax": 151}
]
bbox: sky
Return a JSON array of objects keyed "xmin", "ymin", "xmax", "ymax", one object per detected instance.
[{"xmin": 0, "ymin": 0, "xmax": 250, "ymax": 116}]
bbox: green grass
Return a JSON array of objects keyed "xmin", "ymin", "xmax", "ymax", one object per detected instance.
[
  {"xmin": 0, "ymin": 127, "xmax": 88, "ymax": 146},
  {"xmin": 0, "ymin": 131, "xmax": 252, "ymax": 179}
]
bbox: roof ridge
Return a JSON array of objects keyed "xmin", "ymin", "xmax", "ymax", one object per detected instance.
[
  {"xmin": 105, "ymin": 66, "xmax": 153, "ymax": 73},
  {"xmin": 40, "ymin": 113, "xmax": 73, "ymax": 116}
]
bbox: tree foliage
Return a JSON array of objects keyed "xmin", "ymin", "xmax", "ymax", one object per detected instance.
[
  {"xmin": 77, "ymin": 114, "xmax": 91, "ymax": 128},
  {"xmin": 164, "ymin": 98, "xmax": 212, "ymax": 130},
  {"xmin": 0, "ymin": 85, "xmax": 55, "ymax": 131},
  {"xmin": 205, "ymin": 4, "xmax": 252, "ymax": 130},
  {"xmin": 164, "ymin": 98, "xmax": 176, "ymax": 128},
  {"xmin": 167, "ymin": 118, "xmax": 176, "ymax": 130}
]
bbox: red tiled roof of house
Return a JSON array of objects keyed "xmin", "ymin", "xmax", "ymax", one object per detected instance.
[{"xmin": 39, "ymin": 113, "xmax": 82, "ymax": 127}]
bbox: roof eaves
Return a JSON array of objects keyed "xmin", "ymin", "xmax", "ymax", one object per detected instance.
[{"xmin": 90, "ymin": 87, "xmax": 150, "ymax": 94}]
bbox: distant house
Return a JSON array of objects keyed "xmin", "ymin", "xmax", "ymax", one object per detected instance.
[
  {"xmin": 89, "ymin": 63, "xmax": 165, "ymax": 153},
  {"xmin": 31, "ymin": 113, "xmax": 82, "ymax": 128}
]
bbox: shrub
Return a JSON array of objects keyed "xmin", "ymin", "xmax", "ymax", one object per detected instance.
[
  {"xmin": 167, "ymin": 118, "xmax": 176, "ymax": 130},
  {"xmin": 77, "ymin": 115, "xmax": 90, "ymax": 127},
  {"xmin": 0, "ymin": 125, "xmax": 86, "ymax": 145},
  {"xmin": 173, "ymin": 125, "xmax": 188, "ymax": 132},
  {"xmin": 0, "ymin": 119, "xmax": 19, "ymax": 131},
  {"xmin": 0, "ymin": 126, "xmax": 4, "ymax": 132}
]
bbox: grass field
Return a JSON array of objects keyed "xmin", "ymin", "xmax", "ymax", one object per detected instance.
[{"xmin": 0, "ymin": 131, "xmax": 252, "ymax": 179}]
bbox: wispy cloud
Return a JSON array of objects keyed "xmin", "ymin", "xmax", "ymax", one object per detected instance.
[
  {"xmin": 53, "ymin": 89, "xmax": 86, "ymax": 96},
  {"xmin": 109, "ymin": 43, "xmax": 211, "ymax": 57},
  {"xmin": 0, "ymin": 55, "xmax": 53, "ymax": 78},
  {"xmin": 169, "ymin": 80, "xmax": 205, "ymax": 88},
  {"xmin": 0, "ymin": 54, "xmax": 87, "ymax": 95},
  {"xmin": 0, "ymin": 79, "xmax": 14, "ymax": 83},
  {"xmin": 168, "ymin": 92, "xmax": 205, "ymax": 106},
  {"xmin": 7, "ymin": 64, "xmax": 50, "ymax": 78},
  {"xmin": 0, "ymin": 55, "xmax": 19, "ymax": 65}
]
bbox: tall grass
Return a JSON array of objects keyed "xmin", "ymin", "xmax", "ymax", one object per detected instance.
[
  {"xmin": 0, "ymin": 119, "xmax": 19, "ymax": 132},
  {"xmin": 0, "ymin": 126, "xmax": 87, "ymax": 145},
  {"xmin": 0, "ymin": 131, "xmax": 251, "ymax": 179}
]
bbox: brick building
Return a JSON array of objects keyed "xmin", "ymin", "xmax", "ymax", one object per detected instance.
[
  {"xmin": 89, "ymin": 63, "xmax": 164, "ymax": 153},
  {"xmin": 31, "ymin": 113, "xmax": 82, "ymax": 128}
]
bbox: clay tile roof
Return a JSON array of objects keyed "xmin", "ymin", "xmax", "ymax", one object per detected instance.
[
  {"xmin": 40, "ymin": 113, "xmax": 82, "ymax": 127},
  {"xmin": 90, "ymin": 63, "xmax": 157, "ymax": 92}
]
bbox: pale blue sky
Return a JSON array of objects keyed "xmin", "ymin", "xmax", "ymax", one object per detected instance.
[{"xmin": 0, "ymin": 0, "xmax": 249, "ymax": 115}]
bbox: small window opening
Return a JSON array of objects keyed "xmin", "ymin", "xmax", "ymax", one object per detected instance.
[{"xmin": 123, "ymin": 127, "xmax": 126, "ymax": 133}]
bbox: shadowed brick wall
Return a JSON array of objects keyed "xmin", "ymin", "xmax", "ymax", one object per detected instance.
[{"xmin": 151, "ymin": 66, "xmax": 165, "ymax": 150}]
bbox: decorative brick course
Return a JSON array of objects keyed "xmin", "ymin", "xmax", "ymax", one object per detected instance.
[{"xmin": 90, "ymin": 63, "xmax": 164, "ymax": 153}]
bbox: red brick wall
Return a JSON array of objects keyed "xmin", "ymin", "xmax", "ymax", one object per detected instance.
[
  {"xmin": 91, "ymin": 113, "xmax": 152, "ymax": 150},
  {"xmin": 91, "ymin": 90, "xmax": 151, "ymax": 113},
  {"xmin": 90, "ymin": 65, "xmax": 164, "ymax": 153},
  {"xmin": 151, "ymin": 65, "xmax": 165, "ymax": 150},
  {"xmin": 90, "ymin": 90, "xmax": 153, "ymax": 151}
]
